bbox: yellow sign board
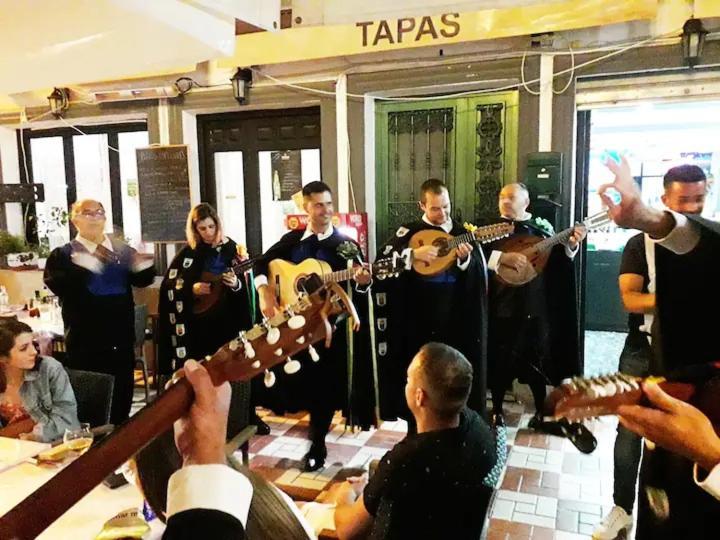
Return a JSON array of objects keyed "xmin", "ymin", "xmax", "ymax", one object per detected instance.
[
  {"xmin": 696, "ymin": 0, "xmax": 720, "ymax": 18},
  {"xmin": 219, "ymin": 0, "xmax": 657, "ymax": 68}
]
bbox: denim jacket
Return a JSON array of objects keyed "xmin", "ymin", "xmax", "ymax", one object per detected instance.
[{"xmin": 19, "ymin": 356, "xmax": 80, "ymax": 442}]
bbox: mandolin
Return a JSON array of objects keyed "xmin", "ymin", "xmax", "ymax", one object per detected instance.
[
  {"xmin": 544, "ymin": 362, "xmax": 720, "ymax": 428},
  {"xmin": 495, "ymin": 211, "xmax": 611, "ymax": 286},
  {"xmin": 268, "ymin": 251, "xmax": 411, "ymax": 307},
  {"xmin": 409, "ymin": 222, "xmax": 515, "ymax": 276},
  {"xmin": 0, "ymin": 282, "xmax": 357, "ymax": 540},
  {"xmin": 193, "ymin": 255, "xmax": 258, "ymax": 315}
]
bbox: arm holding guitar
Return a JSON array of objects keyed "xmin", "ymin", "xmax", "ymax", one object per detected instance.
[
  {"xmin": 487, "ymin": 251, "xmax": 529, "ymax": 273},
  {"xmin": 617, "ymin": 381, "xmax": 720, "ymax": 499}
]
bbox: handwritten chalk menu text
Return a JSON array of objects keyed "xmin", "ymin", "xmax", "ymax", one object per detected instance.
[{"xmin": 136, "ymin": 145, "xmax": 191, "ymax": 242}]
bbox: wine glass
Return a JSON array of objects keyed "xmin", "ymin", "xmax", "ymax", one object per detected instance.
[{"xmin": 63, "ymin": 423, "xmax": 94, "ymax": 455}]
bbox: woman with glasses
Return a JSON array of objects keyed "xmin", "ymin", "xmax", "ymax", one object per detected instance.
[
  {"xmin": 0, "ymin": 319, "xmax": 79, "ymax": 441},
  {"xmin": 44, "ymin": 199, "xmax": 155, "ymax": 425}
]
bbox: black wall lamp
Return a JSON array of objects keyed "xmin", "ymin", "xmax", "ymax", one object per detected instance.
[
  {"xmin": 682, "ymin": 18, "xmax": 708, "ymax": 68},
  {"xmin": 230, "ymin": 68, "xmax": 253, "ymax": 104},
  {"xmin": 47, "ymin": 87, "xmax": 69, "ymax": 117}
]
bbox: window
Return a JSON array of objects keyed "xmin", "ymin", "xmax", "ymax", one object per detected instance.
[{"xmin": 20, "ymin": 123, "xmax": 151, "ymax": 252}]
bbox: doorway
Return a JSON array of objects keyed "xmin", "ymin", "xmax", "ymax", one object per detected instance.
[
  {"xmin": 197, "ymin": 107, "xmax": 322, "ymax": 256},
  {"xmin": 578, "ymin": 100, "xmax": 720, "ymax": 332}
]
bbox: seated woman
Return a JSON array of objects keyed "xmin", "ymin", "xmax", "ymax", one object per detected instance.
[{"xmin": 0, "ymin": 319, "xmax": 80, "ymax": 442}]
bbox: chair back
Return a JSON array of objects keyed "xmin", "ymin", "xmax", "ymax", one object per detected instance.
[
  {"xmin": 134, "ymin": 304, "xmax": 149, "ymax": 350},
  {"xmin": 65, "ymin": 368, "xmax": 114, "ymax": 427}
]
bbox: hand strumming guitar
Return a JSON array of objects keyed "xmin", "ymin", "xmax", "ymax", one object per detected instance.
[
  {"xmin": 192, "ymin": 283, "xmax": 212, "ymax": 297},
  {"xmin": 498, "ymin": 252, "xmax": 529, "ymax": 273},
  {"xmin": 413, "ymin": 245, "xmax": 439, "ymax": 264}
]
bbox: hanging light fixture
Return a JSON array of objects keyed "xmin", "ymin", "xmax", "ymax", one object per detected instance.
[
  {"xmin": 47, "ymin": 87, "xmax": 69, "ymax": 117},
  {"xmin": 230, "ymin": 68, "xmax": 253, "ymax": 104},
  {"xmin": 682, "ymin": 18, "xmax": 708, "ymax": 68}
]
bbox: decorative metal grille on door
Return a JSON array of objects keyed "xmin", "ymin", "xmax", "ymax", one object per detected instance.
[{"xmin": 474, "ymin": 103, "xmax": 505, "ymax": 224}]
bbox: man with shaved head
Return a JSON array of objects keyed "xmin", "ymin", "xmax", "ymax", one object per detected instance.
[
  {"xmin": 334, "ymin": 342, "xmax": 497, "ymax": 540},
  {"xmin": 44, "ymin": 199, "xmax": 155, "ymax": 424},
  {"xmin": 485, "ymin": 183, "xmax": 592, "ymax": 451}
]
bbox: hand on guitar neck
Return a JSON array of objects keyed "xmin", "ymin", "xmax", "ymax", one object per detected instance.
[{"xmin": 617, "ymin": 381, "xmax": 720, "ymax": 472}]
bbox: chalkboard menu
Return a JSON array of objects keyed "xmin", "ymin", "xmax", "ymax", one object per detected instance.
[{"xmin": 136, "ymin": 145, "xmax": 191, "ymax": 242}]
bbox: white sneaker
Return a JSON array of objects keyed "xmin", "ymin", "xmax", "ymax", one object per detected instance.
[{"xmin": 593, "ymin": 506, "xmax": 632, "ymax": 539}]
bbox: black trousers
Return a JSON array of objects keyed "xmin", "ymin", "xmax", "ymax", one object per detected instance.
[
  {"xmin": 489, "ymin": 316, "xmax": 551, "ymax": 415},
  {"xmin": 67, "ymin": 346, "xmax": 135, "ymax": 425}
]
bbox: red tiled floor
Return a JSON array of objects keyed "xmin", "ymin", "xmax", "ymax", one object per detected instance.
[{"xmin": 489, "ymin": 518, "xmax": 533, "ymax": 536}]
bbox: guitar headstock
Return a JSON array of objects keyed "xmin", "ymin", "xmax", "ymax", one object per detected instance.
[
  {"xmin": 473, "ymin": 222, "xmax": 515, "ymax": 243},
  {"xmin": 183, "ymin": 282, "xmax": 356, "ymax": 388},
  {"xmin": 544, "ymin": 373, "xmax": 645, "ymax": 422},
  {"xmin": 583, "ymin": 211, "xmax": 613, "ymax": 230},
  {"xmin": 372, "ymin": 250, "xmax": 412, "ymax": 280}
]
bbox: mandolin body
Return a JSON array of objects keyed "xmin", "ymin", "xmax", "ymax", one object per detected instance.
[
  {"xmin": 494, "ymin": 234, "xmax": 552, "ymax": 286},
  {"xmin": 408, "ymin": 229, "xmax": 457, "ymax": 276}
]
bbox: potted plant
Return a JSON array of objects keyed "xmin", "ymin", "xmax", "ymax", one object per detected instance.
[
  {"xmin": 0, "ymin": 231, "xmax": 35, "ymax": 269},
  {"xmin": 33, "ymin": 206, "xmax": 69, "ymax": 268}
]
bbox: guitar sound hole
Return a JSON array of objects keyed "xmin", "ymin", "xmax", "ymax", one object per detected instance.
[{"xmin": 433, "ymin": 238, "xmax": 450, "ymax": 257}]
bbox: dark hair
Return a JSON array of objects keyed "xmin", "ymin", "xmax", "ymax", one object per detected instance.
[
  {"xmin": 420, "ymin": 178, "xmax": 447, "ymax": 203},
  {"xmin": 663, "ymin": 165, "xmax": 706, "ymax": 188},
  {"xmin": 302, "ymin": 181, "xmax": 332, "ymax": 199},
  {"xmin": 0, "ymin": 319, "xmax": 35, "ymax": 393},
  {"xmin": 416, "ymin": 342, "xmax": 473, "ymax": 420},
  {"xmin": 186, "ymin": 203, "xmax": 223, "ymax": 249},
  {"xmin": 136, "ymin": 430, "xmax": 311, "ymax": 540}
]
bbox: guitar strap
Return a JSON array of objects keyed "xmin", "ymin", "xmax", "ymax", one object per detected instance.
[
  {"xmin": 345, "ymin": 259, "xmax": 354, "ymax": 431},
  {"xmin": 367, "ymin": 281, "xmax": 381, "ymax": 426}
]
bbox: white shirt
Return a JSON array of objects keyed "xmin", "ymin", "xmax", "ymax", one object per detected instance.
[{"xmin": 254, "ymin": 225, "xmax": 335, "ymax": 290}]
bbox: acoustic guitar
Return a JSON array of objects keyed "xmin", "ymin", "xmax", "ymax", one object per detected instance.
[
  {"xmin": 544, "ymin": 361, "xmax": 720, "ymax": 428},
  {"xmin": 193, "ymin": 255, "xmax": 258, "ymax": 315},
  {"xmin": 0, "ymin": 282, "xmax": 357, "ymax": 540},
  {"xmin": 268, "ymin": 251, "xmax": 412, "ymax": 307},
  {"xmin": 409, "ymin": 222, "xmax": 515, "ymax": 276},
  {"xmin": 495, "ymin": 211, "xmax": 611, "ymax": 286}
]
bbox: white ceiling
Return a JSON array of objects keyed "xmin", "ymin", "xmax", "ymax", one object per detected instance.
[{"xmin": 0, "ymin": 0, "xmax": 279, "ymax": 95}]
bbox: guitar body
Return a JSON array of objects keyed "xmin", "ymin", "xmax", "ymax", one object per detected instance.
[
  {"xmin": 409, "ymin": 229, "xmax": 457, "ymax": 276},
  {"xmin": 268, "ymin": 259, "xmax": 333, "ymax": 307},
  {"xmin": 494, "ymin": 234, "xmax": 551, "ymax": 286},
  {"xmin": 192, "ymin": 271, "xmax": 227, "ymax": 315}
]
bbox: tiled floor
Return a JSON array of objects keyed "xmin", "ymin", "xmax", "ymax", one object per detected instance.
[{"xmin": 130, "ymin": 330, "xmax": 630, "ymax": 539}]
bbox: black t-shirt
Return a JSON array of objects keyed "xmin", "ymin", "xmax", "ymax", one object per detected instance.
[
  {"xmin": 363, "ymin": 408, "xmax": 496, "ymax": 540},
  {"xmin": 619, "ymin": 233, "xmax": 650, "ymax": 333}
]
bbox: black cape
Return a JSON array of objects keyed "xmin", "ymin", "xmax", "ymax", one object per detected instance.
[
  {"xmin": 486, "ymin": 218, "xmax": 581, "ymax": 384},
  {"xmin": 373, "ymin": 220, "xmax": 489, "ymax": 420},
  {"xmin": 253, "ymin": 229, "xmax": 375, "ymax": 429},
  {"xmin": 636, "ymin": 215, "xmax": 720, "ymax": 540},
  {"xmin": 157, "ymin": 240, "xmax": 255, "ymax": 375}
]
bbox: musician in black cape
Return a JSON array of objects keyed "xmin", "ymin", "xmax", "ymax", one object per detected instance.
[
  {"xmin": 253, "ymin": 182, "xmax": 375, "ymax": 472},
  {"xmin": 600, "ymin": 157, "xmax": 720, "ymax": 540},
  {"xmin": 373, "ymin": 179, "xmax": 495, "ymax": 425},
  {"xmin": 484, "ymin": 183, "xmax": 591, "ymax": 451},
  {"xmin": 157, "ymin": 203, "xmax": 255, "ymax": 385}
]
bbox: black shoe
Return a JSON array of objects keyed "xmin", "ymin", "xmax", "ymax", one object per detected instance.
[
  {"xmin": 251, "ymin": 412, "xmax": 271, "ymax": 436},
  {"xmin": 302, "ymin": 444, "xmax": 327, "ymax": 472},
  {"xmin": 559, "ymin": 419, "xmax": 597, "ymax": 454}
]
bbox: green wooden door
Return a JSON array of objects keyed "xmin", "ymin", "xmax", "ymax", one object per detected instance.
[{"xmin": 375, "ymin": 93, "xmax": 518, "ymax": 242}]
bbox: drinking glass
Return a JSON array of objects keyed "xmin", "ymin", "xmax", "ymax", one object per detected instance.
[{"xmin": 63, "ymin": 423, "xmax": 94, "ymax": 454}]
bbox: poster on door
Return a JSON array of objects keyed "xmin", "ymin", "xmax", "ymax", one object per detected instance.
[{"xmin": 271, "ymin": 150, "xmax": 302, "ymax": 201}]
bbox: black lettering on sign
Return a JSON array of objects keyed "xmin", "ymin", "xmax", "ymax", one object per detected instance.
[
  {"xmin": 397, "ymin": 18, "xmax": 416, "ymax": 43},
  {"xmin": 440, "ymin": 13, "xmax": 460, "ymax": 38},
  {"xmin": 356, "ymin": 21, "xmax": 373, "ymax": 47},
  {"xmin": 373, "ymin": 20, "xmax": 395, "ymax": 46},
  {"xmin": 415, "ymin": 16, "xmax": 438, "ymax": 41}
]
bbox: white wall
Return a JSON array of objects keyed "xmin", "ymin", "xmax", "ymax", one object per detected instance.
[{"xmin": 0, "ymin": 126, "xmax": 23, "ymax": 234}]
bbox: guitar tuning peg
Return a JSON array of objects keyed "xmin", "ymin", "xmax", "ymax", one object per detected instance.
[
  {"xmin": 284, "ymin": 358, "xmax": 301, "ymax": 374},
  {"xmin": 274, "ymin": 348, "xmax": 284, "ymax": 357},
  {"xmin": 264, "ymin": 370, "xmax": 276, "ymax": 388},
  {"xmin": 251, "ymin": 360, "xmax": 261, "ymax": 369},
  {"xmin": 308, "ymin": 344, "xmax": 320, "ymax": 362},
  {"xmin": 285, "ymin": 307, "xmax": 306, "ymax": 330},
  {"xmin": 296, "ymin": 336, "xmax": 306, "ymax": 344},
  {"xmin": 229, "ymin": 339, "xmax": 239, "ymax": 351},
  {"xmin": 266, "ymin": 326, "xmax": 281, "ymax": 345}
]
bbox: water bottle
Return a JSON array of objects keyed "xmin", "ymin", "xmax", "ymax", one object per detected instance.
[{"xmin": 0, "ymin": 286, "xmax": 9, "ymax": 312}]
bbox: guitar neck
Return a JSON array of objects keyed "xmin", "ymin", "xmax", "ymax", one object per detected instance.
[
  {"xmin": 533, "ymin": 227, "xmax": 574, "ymax": 253},
  {"xmin": 0, "ymin": 380, "xmax": 196, "ymax": 540}
]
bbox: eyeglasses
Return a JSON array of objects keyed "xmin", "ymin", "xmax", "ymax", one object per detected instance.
[{"xmin": 79, "ymin": 209, "xmax": 106, "ymax": 218}]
